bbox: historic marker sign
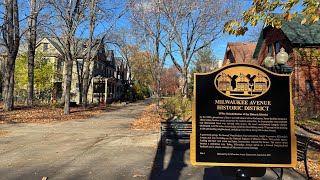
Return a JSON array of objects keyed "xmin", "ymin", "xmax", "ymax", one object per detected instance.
[{"xmin": 190, "ymin": 63, "xmax": 297, "ymax": 167}]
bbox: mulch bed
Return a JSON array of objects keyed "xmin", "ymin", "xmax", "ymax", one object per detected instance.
[{"xmin": 131, "ymin": 104, "xmax": 163, "ymax": 130}]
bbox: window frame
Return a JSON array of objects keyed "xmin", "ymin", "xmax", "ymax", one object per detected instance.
[
  {"xmin": 274, "ymin": 41, "xmax": 280, "ymax": 54},
  {"xmin": 268, "ymin": 44, "xmax": 273, "ymax": 55},
  {"xmin": 305, "ymin": 80, "xmax": 314, "ymax": 93},
  {"xmin": 43, "ymin": 43, "xmax": 49, "ymax": 52}
]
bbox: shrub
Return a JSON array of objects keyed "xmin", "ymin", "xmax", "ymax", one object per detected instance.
[
  {"xmin": 161, "ymin": 94, "xmax": 191, "ymax": 120},
  {"xmin": 51, "ymin": 102, "xmax": 64, "ymax": 108},
  {"xmin": 294, "ymin": 96, "xmax": 320, "ymax": 120},
  {"xmin": 126, "ymin": 82, "xmax": 151, "ymax": 101}
]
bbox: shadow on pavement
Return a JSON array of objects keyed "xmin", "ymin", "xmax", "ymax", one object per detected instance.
[
  {"xmin": 203, "ymin": 167, "xmax": 235, "ymax": 180},
  {"xmin": 149, "ymin": 137, "xmax": 189, "ymax": 180},
  {"xmin": 148, "ymin": 139, "xmax": 238, "ymax": 180}
]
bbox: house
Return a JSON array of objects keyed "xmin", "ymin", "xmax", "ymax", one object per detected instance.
[
  {"xmin": 235, "ymin": 73, "xmax": 250, "ymax": 92},
  {"xmin": 253, "ymin": 73, "xmax": 268, "ymax": 92},
  {"xmin": 252, "ymin": 15, "xmax": 320, "ymax": 117},
  {"xmin": 217, "ymin": 73, "xmax": 232, "ymax": 91},
  {"xmin": 222, "ymin": 42, "xmax": 257, "ymax": 66},
  {"xmin": 3, "ymin": 37, "xmax": 131, "ymax": 104}
]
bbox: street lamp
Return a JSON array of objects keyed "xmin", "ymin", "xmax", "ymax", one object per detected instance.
[{"xmin": 264, "ymin": 48, "xmax": 293, "ymax": 74}]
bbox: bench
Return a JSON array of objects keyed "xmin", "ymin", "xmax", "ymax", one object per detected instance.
[
  {"xmin": 160, "ymin": 121, "xmax": 192, "ymax": 149},
  {"xmin": 295, "ymin": 133, "xmax": 311, "ymax": 179},
  {"xmin": 274, "ymin": 133, "xmax": 311, "ymax": 180}
]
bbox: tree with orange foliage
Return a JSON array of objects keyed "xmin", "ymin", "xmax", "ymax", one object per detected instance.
[{"xmin": 159, "ymin": 66, "xmax": 180, "ymax": 96}]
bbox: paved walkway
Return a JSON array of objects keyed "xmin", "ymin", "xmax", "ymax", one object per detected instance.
[{"xmin": 0, "ymin": 99, "xmax": 306, "ymax": 180}]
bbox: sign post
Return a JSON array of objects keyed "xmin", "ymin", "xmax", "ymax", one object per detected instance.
[{"xmin": 190, "ymin": 63, "xmax": 296, "ymax": 177}]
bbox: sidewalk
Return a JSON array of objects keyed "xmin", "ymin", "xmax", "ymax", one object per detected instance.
[
  {"xmin": 150, "ymin": 143, "xmax": 306, "ymax": 180},
  {"xmin": 0, "ymin": 99, "xmax": 307, "ymax": 180}
]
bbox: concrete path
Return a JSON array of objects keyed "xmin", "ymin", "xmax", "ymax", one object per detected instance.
[{"xmin": 0, "ymin": 99, "xmax": 306, "ymax": 180}]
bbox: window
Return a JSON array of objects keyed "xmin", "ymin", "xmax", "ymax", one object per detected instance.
[
  {"xmin": 57, "ymin": 59, "xmax": 63, "ymax": 71},
  {"xmin": 268, "ymin": 44, "xmax": 273, "ymax": 55},
  {"xmin": 77, "ymin": 60, "xmax": 83, "ymax": 74},
  {"xmin": 274, "ymin": 41, "xmax": 280, "ymax": 54},
  {"xmin": 43, "ymin": 58, "xmax": 48, "ymax": 64},
  {"xmin": 305, "ymin": 80, "xmax": 313, "ymax": 92},
  {"xmin": 43, "ymin": 43, "xmax": 49, "ymax": 52}
]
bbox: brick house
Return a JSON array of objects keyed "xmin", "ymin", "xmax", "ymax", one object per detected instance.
[
  {"xmin": 222, "ymin": 42, "xmax": 257, "ymax": 66},
  {"xmin": 252, "ymin": 16, "xmax": 320, "ymax": 118}
]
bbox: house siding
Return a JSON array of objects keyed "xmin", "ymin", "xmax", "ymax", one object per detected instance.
[{"xmin": 36, "ymin": 38, "xmax": 130, "ymax": 105}]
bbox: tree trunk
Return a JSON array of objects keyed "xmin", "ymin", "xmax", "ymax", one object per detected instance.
[
  {"xmin": 78, "ymin": 82, "xmax": 83, "ymax": 104},
  {"xmin": 0, "ymin": 80, "xmax": 2, "ymax": 100},
  {"xmin": 64, "ymin": 60, "xmax": 73, "ymax": 114},
  {"xmin": 3, "ymin": 0, "xmax": 20, "ymax": 111},
  {"xmin": 156, "ymin": 70, "xmax": 161, "ymax": 107},
  {"xmin": 181, "ymin": 68, "xmax": 188, "ymax": 98},
  {"xmin": 82, "ymin": 61, "xmax": 91, "ymax": 108},
  {"xmin": 4, "ymin": 55, "xmax": 15, "ymax": 111},
  {"xmin": 76, "ymin": 61, "xmax": 83, "ymax": 104},
  {"xmin": 26, "ymin": 0, "xmax": 37, "ymax": 106}
]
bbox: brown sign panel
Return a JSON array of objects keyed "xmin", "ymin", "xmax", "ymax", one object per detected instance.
[{"xmin": 190, "ymin": 63, "xmax": 297, "ymax": 167}]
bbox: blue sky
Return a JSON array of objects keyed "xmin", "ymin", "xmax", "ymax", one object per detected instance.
[
  {"xmin": 212, "ymin": 0, "xmax": 305, "ymax": 60},
  {"xmin": 212, "ymin": 1, "xmax": 255, "ymax": 60},
  {"xmin": 102, "ymin": 0, "xmax": 306, "ymax": 67}
]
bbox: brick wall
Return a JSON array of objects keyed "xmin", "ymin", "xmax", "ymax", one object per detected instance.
[{"xmin": 257, "ymin": 27, "xmax": 320, "ymax": 118}]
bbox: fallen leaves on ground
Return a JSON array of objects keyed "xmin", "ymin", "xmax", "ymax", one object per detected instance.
[
  {"xmin": 0, "ymin": 130, "xmax": 9, "ymax": 137},
  {"xmin": 131, "ymin": 104, "xmax": 163, "ymax": 130},
  {"xmin": 297, "ymin": 147, "xmax": 320, "ymax": 180},
  {"xmin": 296, "ymin": 148, "xmax": 320, "ymax": 180},
  {"xmin": 296, "ymin": 120, "xmax": 320, "ymax": 132},
  {"xmin": 0, "ymin": 102, "xmax": 126, "ymax": 124}
]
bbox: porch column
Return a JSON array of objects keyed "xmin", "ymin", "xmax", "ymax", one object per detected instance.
[{"xmin": 105, "ymin": 78, "xmax": 108, "ymax": 103}]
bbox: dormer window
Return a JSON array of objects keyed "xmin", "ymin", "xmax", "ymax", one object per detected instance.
[{"xmin": 43, "ymin": 43, "xmax": 48, "ymax": 52}]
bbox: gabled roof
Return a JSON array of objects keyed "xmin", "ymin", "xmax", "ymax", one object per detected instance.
[
  {"xmin": 253, "ymin": 15, "xmax": 320, "ymax": 58},
  {"xmin": 46, "ymin": 37, "xmax": 64, "ymax": 55},
  {"xmin": 39, "ymin": 37, "xmax": 102, "ymax": 58},
  {"xmin": 224, "ymin": 42, "xmax": 257, "ymax": 64},
  {"xmin": 281, "ymin": 16, "xmax": 320, "ymax": 45},
  {"xmin": 235, "ymin": 73, "xmax": 250, "ymax": 81}
]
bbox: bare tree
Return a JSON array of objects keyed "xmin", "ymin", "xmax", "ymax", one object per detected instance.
[
  {"xmin": 130, "ymin": 0, "xmax": 172, "ymax": 106},
  {"xmin": 246, "ymin": 23, "xmax": 264, "ymax": 42},
  {"xmin": 45, "ymin": 0, "xmax": 87, "ymax": 114},
  {"xmin": 160, "ymin": 0, "xmax": 241, "ymax": 97},
  {"xmin": 1, "ymin": 0, "xmax": 20, "ymax": 111},
  {"xmin": 81, "ymin": 0, "xmax": 127, "ymax": 108},
  {"xmin": 26, "ymin": 0, "xmax": 42, "ymax": 106}
]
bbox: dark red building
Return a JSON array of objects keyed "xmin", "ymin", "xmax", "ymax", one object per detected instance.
[{"xmin": 253, "ymin": 16, "xmax": 320, "ymax": 118}]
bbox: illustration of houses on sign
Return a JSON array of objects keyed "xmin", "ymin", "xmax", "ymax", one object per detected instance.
[
  {"xmin": 235, "ymin": 73, "xmax": 250, "ymax": 94},
  {"xmin": 217, "ymin": 73, "xmax": 231, "ymax": 93},
  {"xmin": 254, "ymin": 73, "xmax": 268, "ymax": 92},
  {"xmin": 215, "ymin": 66, "xmax": 271, "ymax": 99}
]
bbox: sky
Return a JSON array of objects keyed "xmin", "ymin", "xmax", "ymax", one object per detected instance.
[
  {"xmin": 211, "ymin": 1, "xmax": 255, "ymax": 61},
  {"xmin": 0, "ymin": 0, "xmax": 306, "ymax": 67},
  {"xmin": 212, "ymin": 0, "xmax": 305, "ymax": 61}
]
